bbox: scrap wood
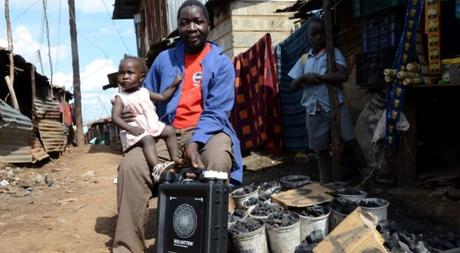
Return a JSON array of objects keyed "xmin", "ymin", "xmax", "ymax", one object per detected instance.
[{"xmin": 314, "ymin": 208, "xmax": 389, "ymax": 253}]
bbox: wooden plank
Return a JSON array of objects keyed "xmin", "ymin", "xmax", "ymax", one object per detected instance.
[
  {"xmin": 233, "ymin": 31, "xmax": 291, "ymax": 48},
  {"xmin": 232, "ymin": 16, "xmax": 294, "ymax": 31},
  {"xmin": 209, "ymin": 18, "xmax": 232, "ymax": 41},
  {"xmin": 323, "ymin": 0, "xmax": 342, "ymax": 181},
  {"xmin": 212, "ymin": 33, "xmax": 235, "ymax": 54},
  {"xmin": 231, "ymin": 1, "xmax": 297, "ymax": 16}
]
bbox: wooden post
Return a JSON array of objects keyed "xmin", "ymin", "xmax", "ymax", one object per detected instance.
[
  {"xmin": 398, "ymin": 90, "xmax": 417, "ymax": 186},
  {"xmin": 37, "ymin": 50, "xmax": 45, "ymax": 74},
  {"xmin": 31, "ymin": 65, "xmax": 36, "ymax": 117},
  {"xmin": 42, "ymin": 0, "xmax": 53, "ymax": 85},
  {"xmin": 323, "ymin": 0, "xmax": 342, "ymax": 181},
  {"xmin": 4, "ymin": 0, "xmax": 20, "ymax": 111},
  {"xmin": 68, "ymin": 0, "xmax": 84, "ymax": 146}
]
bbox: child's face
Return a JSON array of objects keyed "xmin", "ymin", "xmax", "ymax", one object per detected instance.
[{"xmin": 118, "ymin": 59, "xmax": 144, "ymax": 91}]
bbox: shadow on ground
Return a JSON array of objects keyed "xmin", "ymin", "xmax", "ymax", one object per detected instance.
[
  {"xmin": 243, "ymin": 154, "xmax": 318, "ymax": 185},
  {"xmin": 95, "ymin": 208, "xmax": 158, "ymax": 252},
  {"xmin": 88, "ymin": 144, "xmax": 122, "ymax": 155},
  {"xmin": 95, "ymin": 215, "xmax": 117, "ymax": 250}
]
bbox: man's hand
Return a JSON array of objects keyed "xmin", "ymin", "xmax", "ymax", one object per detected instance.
[
  {"xmin": 185, "ymin": 142, "xmax": 205, "ymax": 169},
  {"xmin": 290, "ymin": 73, "xmax": 320, "ymax": 91},
  {"xmin": 120, "ymin": 107, "xmax": 136, "ymax": 123},
  {"xmin": 128, "ymin": 126, "xmax": 144, "ymax": 136},
  {"xmin": 290, "ymin": 78, "xmax": 302, "ymax": 91},
  {"xmin": 303, "ymin": 73, "xmax": 320, "ymax": 85}
]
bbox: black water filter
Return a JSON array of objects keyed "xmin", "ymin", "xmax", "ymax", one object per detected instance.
[{"xmin": 155, "ymin": 170, "xmax": 229, "ymax": 253}]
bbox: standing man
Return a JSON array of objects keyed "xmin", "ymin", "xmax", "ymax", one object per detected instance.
[
  {"xmin": 289, "ymin": 18, "xmax": 355, "ymax": 184},
  {"xmin": 112, "ymin": 1, "xmax": 243, "ymax": 252}
]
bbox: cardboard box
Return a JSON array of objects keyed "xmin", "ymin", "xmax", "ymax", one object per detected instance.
[
  {"xmin": 313, "ymin": 208, "xmax": 389, "ymax": 253},
  {"xmin": 271, "ymin": 183, "xmax": 333, "ymax": 208}
]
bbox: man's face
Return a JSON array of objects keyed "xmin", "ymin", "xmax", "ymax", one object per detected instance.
[
  {"xmin": 308, "ymin": 22, "xmax": 325, "ymax": 50},
  {"xmin": 178, "ymin": 5, "xmax": 209, "ymax": 54}
]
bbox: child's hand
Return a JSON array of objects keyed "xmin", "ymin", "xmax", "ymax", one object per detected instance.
[
  {"xmin": 172, "ymin": 73, "xmax": 182, "ymax": 86},
  {"xmin": 128, "ymin": 126, "xmax": 145, "ymax": 136}
]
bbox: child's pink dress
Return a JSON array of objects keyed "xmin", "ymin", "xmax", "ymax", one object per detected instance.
[{"xmin": 115, "ymin": 87, "xmax": 165, "ymax": 152}]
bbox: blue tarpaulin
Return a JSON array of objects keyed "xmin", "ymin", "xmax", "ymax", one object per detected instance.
[{"xmin": 274, "ymin": 20, "xmax": 312, "ymax": 151}]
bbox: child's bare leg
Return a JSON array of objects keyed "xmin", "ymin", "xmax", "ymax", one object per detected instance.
[
  {"xmin": 137, "ymin": 135, "xmax": 159, "ymax": 169},
  {"xmin": 159, "ymin": 125, "xmax": 181, "ymax": 165}
]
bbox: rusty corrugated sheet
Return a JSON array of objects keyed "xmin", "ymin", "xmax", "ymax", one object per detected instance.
[
  {"xmin": 34, "ymin": 98, "xmax": 62, "ymax": 121},
  {"xmin": 0, "ymin": 99, "xmax": 34, "ymax": 163},
  {"xmin": 34, "ymin": 98, "xmax": 67, "ymax": 153},
  {"xmin": 31, "ymin": 137, "xmax": 50, "ymax": 161}
]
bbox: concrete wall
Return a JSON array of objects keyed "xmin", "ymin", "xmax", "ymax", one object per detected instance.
[{"xmin": 209, "ymin": 0, "xmax": 298, "ymax": 58}]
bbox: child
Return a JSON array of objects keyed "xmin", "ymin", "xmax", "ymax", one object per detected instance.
[{"xmin": 112, "ymin": 56, "xmax": 181, "ymax": 182}]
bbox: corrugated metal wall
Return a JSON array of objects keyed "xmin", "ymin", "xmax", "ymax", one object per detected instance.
[
  {"xmin": 34, "ymin": 98, "xmax": 68, "ymax": 153},
  {"xmin": 0, "ymin": 99, "xmax": 34, "ymax": 163}
]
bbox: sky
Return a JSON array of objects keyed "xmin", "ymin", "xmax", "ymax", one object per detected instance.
[{"xmin": 0, "ymin": 0, "xmax": 137, "ymax": 128}]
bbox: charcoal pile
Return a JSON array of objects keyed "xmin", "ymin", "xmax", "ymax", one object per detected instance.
[
  {"xmin": 294, "ymin": 241, "xmax": 316, "ymax": 253},
  {"xmin": 228, "ymin": 212, "xmax": 236, "ymax": 223},
  {"xmin": 259, "ymin": 181, "xmax": 281, "ymax": 194},
  {"xmin": 378, "ymin": 222, "xmax": 429, "ymax": 253},
  {"xmin": 323, "ymin": 181, "xmax": 348, "ymax": 191},
  {"xmin": 229, "ymin": 209, "xmax": 247, "ymax": 222},
  {"xmin": 381, "ymin": 231, "xmax": 429, "ymax": 253},
  {"xmin": 249, "ymin": 202, "xmax": 283, "ymax": 217},
  {"xmin": 294, "ymin": 230, "xmax": 324, "ymax": 253},
  {"xmin": 359, "ymin": 199, "xmax": 383, "ymax": 208},
  {"xmin": 427, "ymin": 233, "xmax": 460, "ymax": 251},
  {"xmin": 336, "ymin": 188, "xmax": 367, "ymax": 202},
  {"xmin": 229, "ymin": 218, "xmax": 263, "ymax": 235},
  {"xmin": 337, "ymin": 187, "xmax": 364, "ymax": 195},
  {"xmin": 329, "ymin": 198, "xmax": 357, "ymax": 215},
  {"xmin": 232, "ymin": 183, "xmax": 258, "ymax": 197},
  {"xmin": 245, "ymin": 197, "xmax": 259, "ymax": 206},
  {"xmin": 245, "ymin": 193, "xmax": 271, "ymax": 206},
  {"xmin": 296, "ymin": 205, "xmax": 329, "ymax": 217},
  {"xmin": 266, "ymin": 211, "xmax": 299, "ymax": 228},
  {"xmin": 280, "ymin": 175, "xmax": 310, "ymax": 190},
  {"xmin": 258, "ymin": 193, "xmax": 271, "ymax": 202}
]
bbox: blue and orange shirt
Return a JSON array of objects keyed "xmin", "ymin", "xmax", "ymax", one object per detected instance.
[{"xmin": 173, "ymin": 43, "xmax": 211, "ymax": 129}]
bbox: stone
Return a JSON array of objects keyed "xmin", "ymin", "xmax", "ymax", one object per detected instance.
[
  {"xmin": 6, "ymin": 170, "xmax": 15, "ymax": 179},
  {"xmin": 33, "ymin": 174, "xmax": 45, "ymax": 185},
  {"xmin": 44, "ymin": 175, "xmax": 54, "ymax": 187},
  {"xmin": 55, "ymin": 197, "xmax": 78, "ymax": 206},
  {"xmin": 0, "ymin": 179, "xmax": 10, "ymax": 189},
  {"xmin": 82, "ymin": 171, "xmax": 97, "ymax": 182}
]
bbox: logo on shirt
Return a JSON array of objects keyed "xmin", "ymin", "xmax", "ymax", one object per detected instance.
[{"xmin": 192, "ymin": 72, "xmax": 202, "ymax": 86}]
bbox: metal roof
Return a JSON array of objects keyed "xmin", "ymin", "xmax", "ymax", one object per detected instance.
[{"xmin": 112, "ymin": 0, "xmax": 139, "ymax": 19}]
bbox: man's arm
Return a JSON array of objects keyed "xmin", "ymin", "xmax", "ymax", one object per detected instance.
[
  {"xmin": 112, "ymin": 96, "xmax": 144, "ymax": 136},
  {"xmin": 313, "ymin": 63, "xmax": 348, "ymax": 85},
  {"xmin": 290, "ymin": 63, "xmax": 347, "ymax": 91},
  {"xmin": 290, "ymin": 73, "xmax": 320, "ymax": 90}
]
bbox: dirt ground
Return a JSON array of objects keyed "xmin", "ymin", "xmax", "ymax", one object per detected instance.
[
  {"xmin": 0, "ymin": 145, "xmax": 122, "ymax": 253},
  {"xmin": 0, "ymin": 144, "xmax": 459, "ymax": 253}
]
